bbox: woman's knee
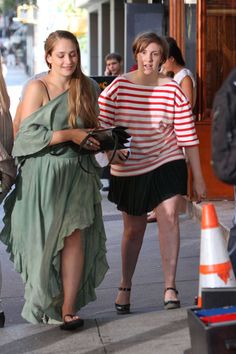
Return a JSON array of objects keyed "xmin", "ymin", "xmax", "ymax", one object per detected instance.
[
  {"xmin": 157, "ymin": 204, "xmax": 179, "ymax": 229},
  {"xmin": 64, "ymin": 229, "xmax": 81, "ymax": 247},
  {"xmin": 123, "ymin": 214, "xmax": 147, "ymax": 240},
  {"xmin": 165, "ymin": 209, "xmax": 179, "ymax": 225},
  {"xmin": 123, "ymin": 226, "xmax": 145, "ymax": 242}
]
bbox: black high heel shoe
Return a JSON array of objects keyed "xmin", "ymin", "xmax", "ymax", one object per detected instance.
[
  {"xmin": 0, "ymin": 312, "xmax": 5, "ymax": 328},
  {"xmin": 115, "ymin": 287, "xmax": 131, "ymax": 314},
  {"xmin": 164, "ymin": 287, "xmax": 180, "ymax": 310}
]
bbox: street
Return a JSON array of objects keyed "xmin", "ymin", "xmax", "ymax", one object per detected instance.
[{"xmin": 0, "ymin": 66, "xmax": 202, "ymax": 353}]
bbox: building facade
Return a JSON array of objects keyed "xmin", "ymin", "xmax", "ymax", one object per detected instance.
[
  {"xmin": 14, "ymin": 0, "xmax": 236, "ymax": 198},
  {"xmin": 79, "ymin": 0, "xmax": 236, "ymax": 199}
]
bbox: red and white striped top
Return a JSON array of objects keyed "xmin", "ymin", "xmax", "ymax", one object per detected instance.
[{"xmin": 98, "ymin": 76, "xmax": 199, "ymax": 177}]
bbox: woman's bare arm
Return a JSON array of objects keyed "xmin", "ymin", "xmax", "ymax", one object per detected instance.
[
  {"xmin": 13, "ymin": 101, "xmax": 22, "ymax": 137},
  {"xmin": 184, "ymin": 145, "xmax": 206, "ymax": 202},
  {"xmin": 181, "ymin": 76, "xmax": 195, "ymax": 108}
]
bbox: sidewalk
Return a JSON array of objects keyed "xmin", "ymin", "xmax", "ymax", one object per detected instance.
[
  {"xmin": 0, "ymin": 309, "xmax": 190, "ymax": 354},
  {"xmin": 0, "ymin": 191, "xmax": 234, "ymax": 354},
  {"xmin": 0, "ymin": 190, "xmax": 201, "ymax": 354}
]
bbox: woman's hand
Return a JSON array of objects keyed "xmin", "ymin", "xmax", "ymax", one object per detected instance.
[
  {"xmin": 107, "ymin": 149, "xmax": 129, "ymax": 164},
  {"xmin": 49, "ymin": 129, "xmax": 100, "ymax": 152},
  {"xmin": 192, "ymin": 176, "xmax": 207, "ymax": 203},
  {"xmin": 71, "ymin": 129, "xmax": 100, "ymax": 152},
  {"xmin": 185, "ymin": 146, "xmax": 207, "ymax": 203}
]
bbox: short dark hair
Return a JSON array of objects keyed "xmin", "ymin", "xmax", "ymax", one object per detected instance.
[
  {"xmin": 105, "ymin": 52, "xmax": 122, "ymax": 63},
  {"xmin": 165, "ymin": 37, "xmax": 185, "ymax": 66},
  {"xmin": 132, "ymin": 32, "xmax": 168, "ymax": 65}
]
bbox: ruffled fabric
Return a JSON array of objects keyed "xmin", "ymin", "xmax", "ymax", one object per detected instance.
[{"xmin": 0, "ymin": 87, "xmax": 109, "ymax": 324}]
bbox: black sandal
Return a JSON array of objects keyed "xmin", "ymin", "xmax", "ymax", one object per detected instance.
[
  {"xmin": 0, "ymin": 312, "xmax": 5, "ymax": 328},
  {"xmin": 115, "ymin": 287, "xmax": 131, "ymax": 315},
  {"xmin": 164, "ymin": 287, "xmax": 180, "ymax": 310},
  {"xmin": 60, "ymin": 314, "xmax": 84, "ymax": 331}
]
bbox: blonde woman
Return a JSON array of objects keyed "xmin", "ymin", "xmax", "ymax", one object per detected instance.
[{"xmin": 0, "ymin": 31, "xmax": 108, "ymax": 330}]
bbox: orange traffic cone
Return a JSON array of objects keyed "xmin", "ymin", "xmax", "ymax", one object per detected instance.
[{"xmin": 197, "ymin": 203, "xmax": 236, "ymax": 307}]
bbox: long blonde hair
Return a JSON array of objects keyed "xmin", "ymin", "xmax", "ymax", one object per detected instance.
[
  {"xmin": 0, "ymin": 57, "xmax": 10, "ymax": 114},
  {"xmin": 44, "ymin": 30, "xmax": 99, "ymax": 128}
]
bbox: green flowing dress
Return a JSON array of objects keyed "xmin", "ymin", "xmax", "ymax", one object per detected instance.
[{"xmin": 0, "ymin": 89, "xmax": 109, "ymax": 324}]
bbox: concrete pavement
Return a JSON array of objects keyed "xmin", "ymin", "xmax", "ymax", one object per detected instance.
[
  {"xmin": 0, "ymin": 191, "xmax": 200, "ymax": 354},
  {"xmin": 0, "ymin": 310, "xmax": 191, "ymax": 354}
]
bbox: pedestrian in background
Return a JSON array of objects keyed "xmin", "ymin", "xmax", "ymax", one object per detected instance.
[
  {"xmin": 98, "ymin": 31, "xmax": 206, "ymax": 313},
  {"xmin": 6, "ymin": 47, "xmax": 16, "ymax": 67},
  {"xmin": 162, "ymin": 37, "xmax": 196, "ymax": 108},
  {"xmin": 147, "ymin": 36, "xmax": 197, "ymax": 223},
  {"xmin": 101, "ymin": 52, "xmax": 123, "ymax": 192},
  {"xmin": 0, "ymin": 30, "xmax": 108, "ymax": 330},
  {"xmin": 0, "ymin": 56, "xmax": 16, "ymax": 328},
  {"xmin": 104, "ymin": 52, "xmax": 123, "ymax": 76}
]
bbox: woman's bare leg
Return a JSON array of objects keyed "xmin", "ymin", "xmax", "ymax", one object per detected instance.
[
  {"xmin": 115, "ymin": 213, "xmax": 147, "ymax": 305},
  {"xmin": 61, "ymin": 229, "xmax": 84, "ymax": 320},
  {"xmin": 155, "ymin": 195, "xmax": 182, "ymax": 302}
]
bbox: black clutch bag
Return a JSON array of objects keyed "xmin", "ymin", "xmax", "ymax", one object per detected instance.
[
  {"xmin": 80, "ymin": 126, "xmax": 131, "ymax": 153},
  {"xmin": 49, "ymin": 126, "xmax": 131, "ymax": 171}
]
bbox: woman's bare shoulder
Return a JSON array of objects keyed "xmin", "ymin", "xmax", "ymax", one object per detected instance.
[
  {"xmin": 181, "ymin": 75, "xmax": 194, "ymax": 87},
  {"xmin": 20, "ymin": 79, "xmax": 47, "ymax": 121},
  {"xmin": 22, "ymin": 79, "xmax": 48, "ymax": 104},
  {"xmin": 24, "ymin": 78, "xmax": 46, "ymax": 93}
]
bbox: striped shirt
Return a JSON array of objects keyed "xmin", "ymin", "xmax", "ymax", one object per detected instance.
[{"xmin": 98, "ymin": 76, "xmax": 199, "ymax": 177}]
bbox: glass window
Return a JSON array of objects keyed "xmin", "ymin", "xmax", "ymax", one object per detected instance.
[
  {"xmin": 205, "ymin": 0, "xmax": 236, "ymax": 115},
  {"xmin": 184, "ymin": 1, "xmax": 196, "ymax": 78}
]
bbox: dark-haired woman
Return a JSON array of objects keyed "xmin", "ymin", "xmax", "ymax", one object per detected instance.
[
  {"xmin": 147, "ymin": 36, "xmax": 197, "ymax": 223},
  {"xmin": 98, "ymin": 31, "xmax": 206, "ymax": 312},
  {"xmin": 162, "ymin": 36, "xmax": 196, "ymax": 108},
  {"xmin": 0, "ymin": 30, "xmax": 108, "ymax": 329}
]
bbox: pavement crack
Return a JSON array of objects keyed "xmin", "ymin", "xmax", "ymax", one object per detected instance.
[
  {"xmin": 84, "ymin": 318, "xmax": 188, "ymax": 354},
  {"xmin": 95, "ymin": 318, "xmax": 107, "ymax": 354}
]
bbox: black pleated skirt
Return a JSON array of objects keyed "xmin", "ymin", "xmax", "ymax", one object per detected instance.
[{"xmin": 108, "ymin": 159, "xmax": 188, "ymax": 216}]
